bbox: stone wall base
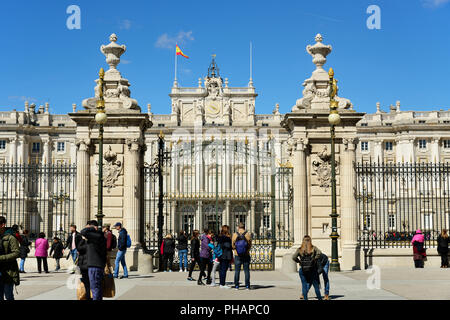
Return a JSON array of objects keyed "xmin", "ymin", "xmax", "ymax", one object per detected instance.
[{"xmin": 363, "ymin": 248, "xmax": 448, "ymax": 269}]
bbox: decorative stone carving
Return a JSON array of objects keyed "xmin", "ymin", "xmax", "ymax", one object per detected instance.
[
  {"xmin": 126, "ymin": 138, "xmax": 143, "ymax": 152},
  {"xmin": 291, "ymin": 34, "xmax": 353, "ymax": 111},
  {"xmin": 343, "ymin": 138, "xmax": 357, "ymax": 151},
  {"xmin": 286, "ymin": 137, "xmax": 298, "ymax": 157},
  {"xmin": 272, "ymin": 103, "xmax": 280, "ymax": 115},
  {"xmin": 102, "ymin": 146, "xmax": 122, "ymax": 190},
  {"xmin": 76, "ymin": 138, "xmax": 90, "ymax": 151},
  {"xmin": 312, "ymin": 145, "xmax": 338, "ymax": 189},
  {"xmin": 82, "ymin": 34, "xmax": 139, "ymax": 111},
  {"xmin": 205, "ymin": 77, "xmax": 222, "ymax": 100}
]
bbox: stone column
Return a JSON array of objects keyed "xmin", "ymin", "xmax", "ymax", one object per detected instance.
[
  {"xmin": 9, "ymin": 137, "xmax": 17, "ymax": 164},
  {"xmin": 75, "ymin": 139, "xmax": 90, "ymax": 229},
  {"xmin": 373, "ymin": 140, "xmax": 383, "ymax": 163},
  {"xmin": 340, "ymin": 138, "xmax": 360, "ymax": 270},
  {"xmin": 42, "ymin": 138, "xmax": 51, "ymax": 165},
  {"xmin": 250, "ymin": 200, "xmax": 256, "ymax": 235},
  {"xmin": 224, "ymin": 200, "xmax": 230, "ymax": 227},
  {"xmin": 124, "ymin": 138, "xmax": 141, "ymax": 245},
  {"xmin": 431, "ymin": 138, "xmax": 440, "ymax": 163},
  {"xmin": 293, "ymin": 138, "xmax": 308, "ymax": 246}
]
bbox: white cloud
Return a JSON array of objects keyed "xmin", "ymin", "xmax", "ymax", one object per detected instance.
[
  {"xmin": 8, "ymin": 96, "xmax": 37, "ymax": 102},
  {"xmin": 121, "ymin": 59, "xmax": 132, "ymax": 64},
  {"xmin": 155, "ymin": 31, "xmax": 194, "ymax": 49},
  {"xmin": 422, "ymin": 0, "xmax": 450, "ymax": 8},
  {"xmin": 119, "ymin": 19, "xmax": 132, "ymax": 30}
]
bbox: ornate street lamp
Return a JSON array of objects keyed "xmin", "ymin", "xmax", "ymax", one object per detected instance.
[
  {"xmin": 328, "ymin": 68, "xmax": 341, "ymax": 272},
  {"xmin": 95, "ymin": 68, "xmax": 107, "ymax": 228}
]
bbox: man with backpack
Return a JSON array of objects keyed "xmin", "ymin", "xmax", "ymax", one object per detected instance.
[
  {"xmin": 103, "ymin": 224, "xmax": 116, "ymax": 269},
  {"xmin": 0, "ymin": 216, "xmax": 20, "ymax": 300},
  {"xmin": 113, "ymin": 222, "xmax": 129, "ymax": 279},
  {"xmin": 232, "ymin": 223, "xmax": 252, "ymax": 290}
]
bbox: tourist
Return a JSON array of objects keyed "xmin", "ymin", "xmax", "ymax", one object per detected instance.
[
  {"xmin": 103, "ymin": 224, "xmax": 115, "ymax": 269},
  {"xmin": 198, "ymin": 228, "xmax": 213, "ymax": 285},
  {"xmin": 292, "ymin": 235, "xmax": 323, "ymax": 300},
  {"xmin": 302, "ymin": 252, "xmax": 330, "ymax": 300},
  {"xmin": 81, "ymin": 220, "xmax": 107, "ymax": 301},
  {"xmin": 0, "ymin": 216, "xmax": 20, "ymax": 300},
  {"xmin": 207, "ymin": 230, "xmax": 221, "ymax": 287},
  {"xmin": 113, "ymin": 222, "xmax": 129, "ymax": 279},
  {"xmin": 35, "ymin": 232, "xmax": 49, "ymax": 274},
  {"xmin": 437, "ymin": 229, "xmax": 449, "ymax": 268},
  {"xmin": 19, "ymin": 230, "xmax": 31, "ymax": 273},
  {"xmin": 161, "ymin": 234, "xmax": 175, "ymax": 272},
  {"xmin": 411, "ymin": 229, "xmax": 426, "ymax": 268},
  {"xmin": 65, "ymin": 225, "xmax": 82, "ymax": 274},
  {"xmin": 49, "ymin": 237, "xmax": 64, "ymax": 271},
  {"xmin": 232, "ymin": 223, "xmax": 252, "ymax": 290},
  {"xmin": 76, "ymin": 236, "xmax": 91, "ymax": 300},
  {"xmin": 176, "ymin": 230, "xmax": 189, "ymax": 272},
  {"xmin": 187, "ymin": 230, "xmax": 200, "ymax": 281},
  {"xmin": 217, "ymin": 225, "xmax": 233, "ymax": 289}
]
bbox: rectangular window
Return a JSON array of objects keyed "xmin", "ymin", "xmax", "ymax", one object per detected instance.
[
  {"xmin": 57, "ymin": 123, "xmax": 65, "ymax": 127},
  {"xmin": 423, "ymin": 214, "xmax": 432, "ymax": 230},
  {"xmin": 361, "ymin": 141, "xmax": 369, "ymax": 151},
  {"xmin": 262, "ymin": 123, "xmax": 269, "ymax": 127},
  {"xmin": 263, "ymin": 215, "xmax": 271, "ymax": 229},
  {"xmin": 360, "ymin": 123, "xmax": 368, "ymax": 127},
  {"xmin": 57, "ymin": 142, "xmax": 65, "ymax": 152},
  {"xmin": 444, "ymin": 140, "xmax": 450, "ymax": 149},
  {"xmin": 418, "ymin": 139, "xmax": 427, "ymax": 149},
  {"xmin": 158, "ymin": 123, "xmax": 165, "ymax": 127},
  {"xmin": 418, "ymin": 120, "xmax": 426, "ymax": 124},
  {"xmin": 0, "ymin": 140, "xmax": 6, "ymax": 150},
  {"xmin": 385, "ymin": 123, "xmax": 392, "ymax": 126},
  {"xmin": 385, "ymin": 141, "xmax": 393, "ymax": 151},
  {"xmin": 32, "ymin": 142, "xmax": 40, "ymax": 153},
  {"xmin": 443, "ymin": 120, "xmax": 450, "ymax": 124},
  {"xmin": 388, "ymin": 214, "xmax": 396, "ymax": 229},
  {"xmin": 0, "ymin": 121, "xmax": 6, "ymax": 124}
]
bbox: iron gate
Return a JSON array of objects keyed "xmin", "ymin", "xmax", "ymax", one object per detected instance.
[
  {"xmin": 0, "ymin": 162, "xmax": 76, "ymax": 241},
  {"xmin": 142, "ymin": 137, "xmax": 293, "ymax": 270},
  {"xmin": 355, "ymin": 161, "xmax": 450, "ymax": 249}
]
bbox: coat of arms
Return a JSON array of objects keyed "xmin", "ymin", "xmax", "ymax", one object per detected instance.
[
  {"xmin": 97, "ymin": 146, "xmax": 122, "ymax": 190},
  {"xmin": 312, "ymin": 146, "xmax": 338, "ymax": 189}
]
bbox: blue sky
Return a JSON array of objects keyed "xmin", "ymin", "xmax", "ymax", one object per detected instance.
[{"xmin": 0, "ymin": 0, "xmax": 449, "ymax": 115}]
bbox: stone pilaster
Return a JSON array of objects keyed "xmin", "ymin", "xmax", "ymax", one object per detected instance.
[
  {"xmin": 75, "ymin": 139, "xmax": 91, "ymax": 229},
  {"xmin": 293, "ymin": 138, "xmax": 308, "ymax": 245},
  {"xmin": 124, "ymin": 138, "xmax": 142, "ymax": 244},
  {"xmin": 340, "ymin": 138, "xmax": 360, "ymax": 270},
  {"xmin": 9, "ymin": 137, "xmax": 17, "ymax": 164}
]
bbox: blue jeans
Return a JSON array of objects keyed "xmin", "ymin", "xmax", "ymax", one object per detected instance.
[
  {"xmin": 178, "ymin": 249, "xmax": 188, "ymax": 271},
  {"xmin": 88, "ymin": 267, "xmax": 104, "ymax": 301},
  {"xmin": 114, "ymin": 250, "xmax": 128, "ymax": 277},
  {"xmin": 234, "ymin": 255, "xmax": 250, "ymax": 288},
  {"xmin": 299, "ymin": 268, "xmax": 322, "ymax": 300},
  {"xmin": 307, "ymin": 261, "xmax": 330, "ymax": 296},
  {"xmin": 19, "ymin": 258, "xmax": 26, "ymax": 272},
  {"xmin": 70, "ymin": 249, "xmax": 78, "ymax": 263}
]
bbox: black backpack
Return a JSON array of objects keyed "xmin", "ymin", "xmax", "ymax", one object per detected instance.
[
  {"xmin": 300, "ymin": 253, "xmax": 315, "ymax": 273},
  {"xmin": 111, "ymin": 234, "xmax": 117, "ymax": 250}
]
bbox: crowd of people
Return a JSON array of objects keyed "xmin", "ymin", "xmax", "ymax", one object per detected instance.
[
  {"xmin": 1, "ymin": 213, "xmax": 450, "ymax": 300},
  {"xmin": 161, "ymin": 223, "xmax": 252, "ymax": 290}
]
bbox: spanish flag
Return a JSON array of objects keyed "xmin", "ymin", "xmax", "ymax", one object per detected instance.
[{"xmin": 176, "ymin": 44, "xmax": 189, "ymax": 59}]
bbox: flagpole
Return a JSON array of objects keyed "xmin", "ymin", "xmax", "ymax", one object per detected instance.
[
  {"xmin": 249, "ymin": 41, "xmax": 253, "ymax": 87},
  {"xmin": 174, "ymin": 44, "xmax": 178, "ymax": 86}
]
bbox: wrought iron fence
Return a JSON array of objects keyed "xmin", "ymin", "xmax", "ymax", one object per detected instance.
[
  {"xmin": 355, "ymin": 161, "xmax": 450, "ymax": 249},
  {"xmin": 0, "ymin": 162, "xmax": 76, "ymax": 241},
  {"xmin": 142, "ymin": 138, "xmax": 293, "ymax": 270}
]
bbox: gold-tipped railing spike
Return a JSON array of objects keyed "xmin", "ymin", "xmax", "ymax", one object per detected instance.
[
  {"xmin": 159, "ymin": 130, "xmax": 165, "ymax": 139},
  {"xmin": 244, "ymin": 137, "xmax": 248, "ymax": 145},
  {"xmin": 97, "ymin": 68, "xmax": 105, "ymax": 110}
]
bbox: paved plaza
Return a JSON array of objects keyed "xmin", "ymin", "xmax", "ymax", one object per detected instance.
[{"xmin": 13, "ymin": 267, "xmax": 450, "ymax": 300}]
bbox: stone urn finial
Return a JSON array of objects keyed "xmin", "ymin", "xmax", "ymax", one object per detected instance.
[
  {"xmin": 306, "ymin": 33, "xmax": 332, "ymax": 71},
  {"xmin": 100, "ymin": 33, "xmax": 126, "ymax": 71}
]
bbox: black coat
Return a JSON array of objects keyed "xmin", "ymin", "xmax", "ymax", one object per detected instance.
[
  {"xmin": 163, "ymin": 238, "xmax": 175, "ymax": 255},
  {"xmin": 76, "ymin": 239, "xmax": 89, "ymax": 272},
  {"xmin": 176, "ymin": 234, "xmax": 188, "ymax": 250},
  {"xmin": 80, "ymin": 227, "xmax": 107, "ymax": 269},
  {"xmin": 117, "ymin": 228, "xmax": 128, "ymax": 251},
  {"xmin": 437, "ymin": 235, "xmax": 449, "ymax": 254},
  {"xmin": 50, "ymin": 242, "xmax": 64, "ymax": 259},
  {"xmin": 190, "ymin": 238, "xmax": 200, "ymax": 257},
  {"xmin": 65, "ymin": 231, "xmax": 82, "ymax": 250},
  {"xmin": 19, "ymin": 235, "xmax": 31, "ymax": 259},
  {"xmin": 217, "ymin": 235, "xmax": 233, "ymax": 261}
]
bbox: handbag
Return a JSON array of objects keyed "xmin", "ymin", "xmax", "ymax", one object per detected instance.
[
  {"xmin": 77, "ymin": 279, "xmax": 88, "ymax": 300},
  {"xmin": 102, "ymin": 265, "xmax": 116, "ymax": 298}
]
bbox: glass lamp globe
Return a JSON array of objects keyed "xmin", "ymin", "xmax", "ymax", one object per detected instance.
[
  {"xmin": 328, "ymin": 113, "xmax": 341, "ymax": 126},
  {"xmin": 95, "ymin": 112, "xmax": 108, "ymax": 125}
]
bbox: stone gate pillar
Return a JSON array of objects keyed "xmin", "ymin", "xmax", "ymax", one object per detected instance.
[
  {"xmin": 281, "ymin": 34, "xmax": 364, "ymax": 271},
  {"xmin": 75, "ymin": 139, "xmax": 90, "ymax": 229}
]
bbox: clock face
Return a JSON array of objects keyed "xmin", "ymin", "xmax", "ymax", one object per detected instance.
[{"xmin": 206, "ymin": 101, "xmax": 220, "ymax": 115}]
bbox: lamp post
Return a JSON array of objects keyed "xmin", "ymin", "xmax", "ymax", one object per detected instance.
[
  {"xmin": 328, "ymin": 67, "xmax": 341, "ymax": 272},
  {"xmin": 95, "ymin": 68, "xmax": 107, "ymax": 228}
]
